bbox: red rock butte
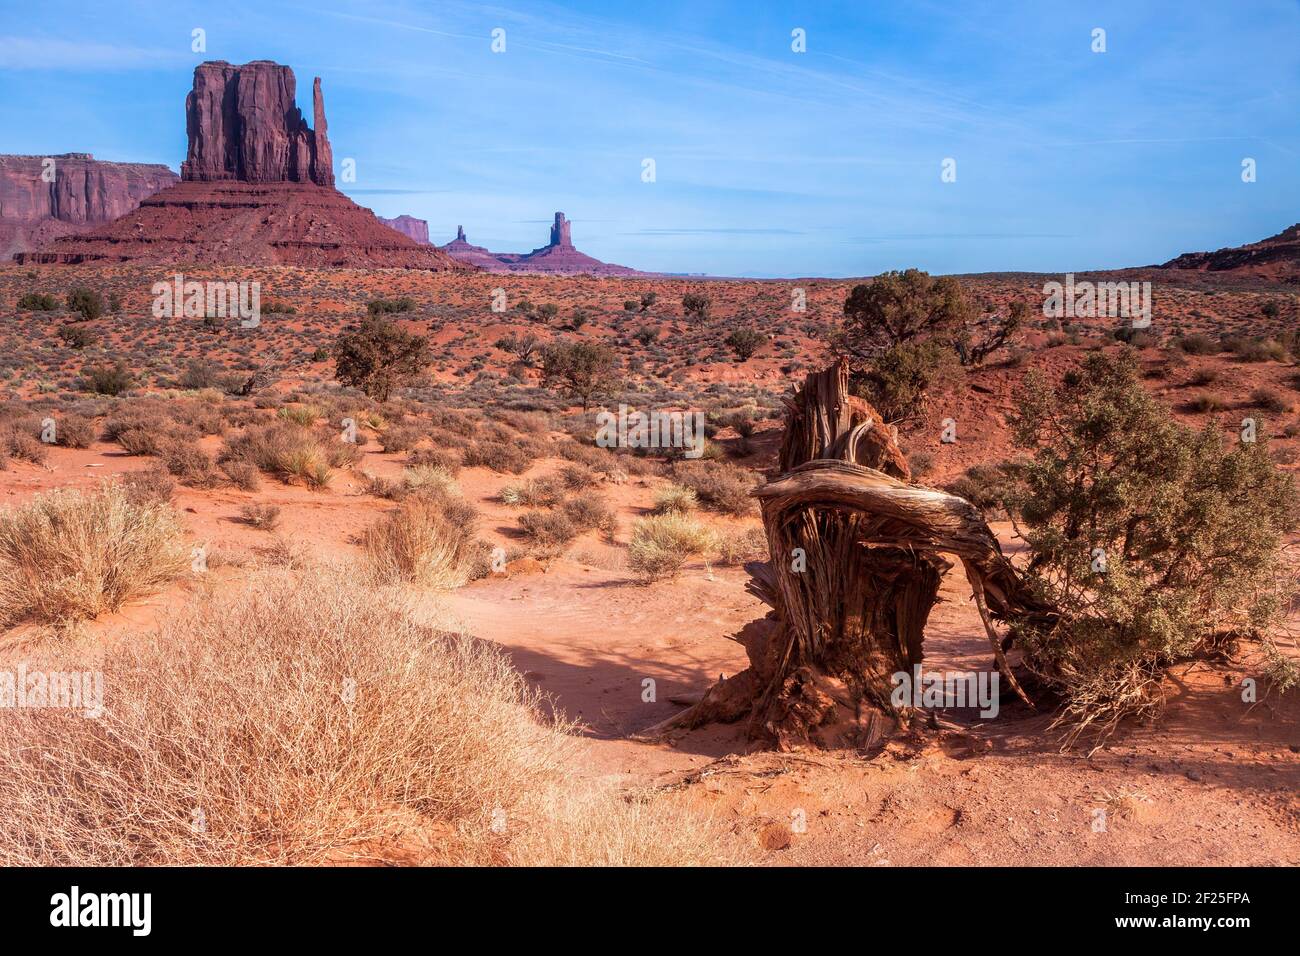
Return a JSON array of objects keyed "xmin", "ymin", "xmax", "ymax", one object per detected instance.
[{"xmin": 19, "ymin": 61, "xmax": 464, "ymax": 270}]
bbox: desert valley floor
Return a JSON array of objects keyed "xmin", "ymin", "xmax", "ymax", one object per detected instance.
[{"xmin": 1, "ymin": 262, "xmax": 1296, "ymax": 866}]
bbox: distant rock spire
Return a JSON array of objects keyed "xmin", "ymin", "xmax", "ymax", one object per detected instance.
[
  {"xmin": 457, "ymin": 225, "xmax": 466, "ymax": 241},
  {"xmin": 549, "ymin": 211, "xmax": 572, "ymax": 248}
]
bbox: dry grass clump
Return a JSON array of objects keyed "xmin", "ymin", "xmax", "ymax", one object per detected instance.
[
  {"xmin": 121, "ymin": 466, "xmax": 176, "ymax": 506},
  {"xmin": 461, "ymin": 440, "xmax": 536, "ymax": 474},
  {"xmin": 716, "ymin": 524, "xmax": 768, "ymax": 566},
  {"xmin": 0, "ymin": 482, "xmax": 188, "ymax": 627},
  {"xmin": 220, "ymin": 423, "xmax": 356, "ymax": 490},
  {"xmin": 673, "ymin": 460, "xmax": 757, "ymax": 515},
  {"xmin": 501, "ymin": 476, "xmax": 564, "ymax": 507},
  {"xmin": 653, "ymin": 484, "xmax": 699, "ymax": 515},
  {"xmin": 240, "ymin": 502, "xmax": 282, "ymax": 531},
  {"xmin": 1, "ymin": 425, "xmax": 49, "ymax": 465},
  {"xmin": 628, "ymin": 513, "xmax": 718, "ymax": 582},
  {"xmin": 161, "ymin": 441, "xmax": 221, "ymax": 489},
  {"xmin": 408, "ymin": 447, "xmax": 461, "ymax": 474},
  {"xmin": 0, "ymin": 567, "xmax": 746, "ymax": 865},
  {"xmin": 559, "ymin": 495, "xmax": 616, "ymax": 537},
  {"xmin": 517, "ymin": 510, "xmax": 578, "ymax": 550},
  {"xmin": 363, "ymin": 489, "xmax": 483, "ymax": 589}
]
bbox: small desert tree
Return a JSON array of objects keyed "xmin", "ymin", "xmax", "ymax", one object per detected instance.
[
  {"xmin": 682, "ymin": 292, "xmax": 710, "ymax": 320},
  {"xmin": 834, "ymin": 269, "xmax": 974, "ymax": 362},
  {"xmin": 66, "ymin": 287, "xmax": 104, "ymax": 321},
  {"xmin": 1005, "ymin": 350, "xmax": 1297, "ymax": 744},
  {"xmin": 725, "ymin": 327, "xmax": 765, "ymax": 361},
  {"xmin": 332, "ymin": 317, "xmax": 431, "ymax": 402},
  {"xmin": 640, "ymin": 291, "xmax": 658, "ymax": 312},
  {"xmin": 540, "ymin": 340, "xmax": 619, "ymax": 411},
  {"xmin": 958, "ymin": 300, "xmax": 1027, "ymax": 366},
  {"xmin": 832, "ymin": 269, "xmax": 973, "ymax": 424},
  {"xmin": 495, "ymin": 332, "xmax": 540, "ymax": 365}
]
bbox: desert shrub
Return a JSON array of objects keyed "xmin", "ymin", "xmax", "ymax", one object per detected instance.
[
  {"xmin": 409, "ymin": 447, "xmax": 461, "ymax": 474},
  {"xmin": 945, "ymin": 462, "xmax": 1021, "ymax": 519},
  {"xmin": 559, "ymin": 495, "xmax": 615, "ymax": 536},
  {"xmin": 627, "ymin": 514, "xmax": 717, "ymax": 582},
  {"xmin": 276, "ymin": 404, "xmax": 320, "ymax": 427},
  {"xmin": 1187, "ymin": 393, "xmax": 1225, "ymax": 413},
  {"xmin": 262, "ymin": 298, "xmax": 296, "ymax": 315},
  {"xmin": 121, "ymin": 466, "xmax": 176, "ymax": 506},
  {"xmin": 1005, "ymin": 351, "xmax": 1297, "ymax": 745},
  {"xmin": 57, "ymin": 324, "xmax": 98, "ymax": 349},
  {"xmin": 116, "ymin": 427, "xmax": 164, "ymax": 457},
  {"xmin": 855, "ymin": 339, "xmax": 962, "ymax": 424},
  {"xmin": 79, "ymin": 361, "xmax": 133, "ymax": 396},
  {"xmin": 1251, "ymin": 387, "xmax": 1291, "ymax": 413},
  {"xmin": 1175, "ymin": 333, "xmax": 1218, "ymax": 355},
  {"xmin": 220, "ymin": 424, "xmax": 343, "ymax": 489},
  {"xmin": 240, "ymin": 502, "xmax": 282, "ymax": 531},
  {"xmin": 162, "ymin": 442, "xmax": 221, "ymax": 488},
  {"xmin": 681, "ymin": 292, "xmax": 710, "ymax": 320},
  {"xmin": 1229, "ymin": 337, "xmax": 1288, "ymax": 363},
  {"xmin": 673, "ymin": 460, "xmax": 756, "ymax": 515},
  {"xmin": 653, "ymin": 485, "xmax": 698, "ymax": 515},
  {"xmin": 366, "ymin": 297, "xmax": 415, "ymax": 316},
  {"xmin": 379, "ymin": 424, "xmax": 421, "ymax": 453},
  {"xmin": 398, "ymin": 464, "xmax": 456, "ymax": 497},
  {"xmin": 462, "ymin": 440, "xmax": 534, "ymax": 474},
  {"xmin": 0, "ymin": 482, "xmax": 188, "ymax": 627},
  {"xmin": 557, "ymin": 463, "xmax": 597, "ymax": 490},
  {"xmin": 724, "ymin": 327, "xmax": 765, "ymax": 361},
  {"xmin": 1, "ymin": 426, "xmax": 49, "ymax": 465},
  {"xmin": 17, "ymin": 292, "xmax": 58, "ymax": 311},
  {"xmin": 332, "ymin": 317, "xmax": 431, "ymax": 402},
  {"xmin": 1186, "ymin": 367, "xmax": 1218, "ymax": 387},
  {"xmin": 517, "ymin": 510, "xmax": 578, "ymax": 549},
  {"xmin": 495, "ymin": 332, "xmax": 541, "ymax": 365},
  {"xmin": 65, "ymin": 287, "xmax": 104, "ymax": 321},
  {"xmin": 363, "ymin": 491, "xmax": 481, "ymax": 589},
  {"xmin": 716, "ymin": 524, "xmax": 768, "ymax": 565},
  {"xmin": 220, "ymin": 458, "xmax": 261, "ymax": 491},
  {"xmin": 833, "ymin": 269, "xmax": 974, "ymax": 364},
  {"xmin": 0, "ymin": 567, "xmax": 744, "ymax": 865},
  {"xmin": 501, "ymin": 476, "xmax": 564, "ymax": 508},
  {"xmin": 30, "ymin": 413, "xmax": 94, "ymax": 449}
]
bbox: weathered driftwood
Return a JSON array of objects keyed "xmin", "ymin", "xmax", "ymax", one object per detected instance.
[{"xmin": 639, "ymin": 359, "xmax": 1053, "ymax": 750}]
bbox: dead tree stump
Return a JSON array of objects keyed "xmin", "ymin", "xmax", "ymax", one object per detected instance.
[{"xmin": 641, "ymin": 360, "xmax": 1053, "ymax": 750}]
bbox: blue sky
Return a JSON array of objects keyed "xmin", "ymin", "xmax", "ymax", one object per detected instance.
[{"xmin": 1, "ymin": 0, "xmax": 1297, "ymax": 277}]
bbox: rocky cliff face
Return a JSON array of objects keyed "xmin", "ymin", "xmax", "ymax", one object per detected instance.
[
  {"xmin": 0, "ymin": 153, "xmax": 177, "ymax": 223},
  {"xmin": 181, "ymin": 60, "xmax": 334, "ymax": 186},
  {"xmin": 378, "ymin": 214, "xmax": 430, "ymax": 244},
  {"xmin": 0, "ymin": 153, "xmax": 178, "ymax": 257}
]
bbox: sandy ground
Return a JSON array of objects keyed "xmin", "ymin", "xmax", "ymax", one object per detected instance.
[{"xmin": 5, "ymin": 438, "xmax": 1295, "ymax": 866}]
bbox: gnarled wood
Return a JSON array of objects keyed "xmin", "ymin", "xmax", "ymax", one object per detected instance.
[{"xmin": 644, "ymin": 359, "xmax": 1054, "ymax": 750}]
